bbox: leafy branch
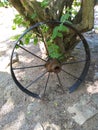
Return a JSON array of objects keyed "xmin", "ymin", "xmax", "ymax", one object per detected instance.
[{"xmin": 12, "ymin": 0, "xmax": 80, "ymax": 59}]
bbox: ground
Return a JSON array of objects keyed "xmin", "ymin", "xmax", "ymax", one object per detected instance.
[{"xmin": 0, "ymin": 7, "xmax": 98, "ymax": 130}]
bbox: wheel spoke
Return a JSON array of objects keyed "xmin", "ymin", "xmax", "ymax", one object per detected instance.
[
  {"xmin": 61, "ymin": 68, "xmax": 82, "ymax": 81},
  {"xmin": 16, "ymin": 44, "xmax": 46, "ymax": 62},
  {"xmin": 43, "ymin": 72, "xmax": 50, "ymax": 96},
  {"xmin": 56, "ymin": 73, "xmax": 64, "ymax": 92},
  {"xmin": 62, "ymin": 59, "xmax": 87, "ymax": 65},
  {"xmin": 26, "ymin": 71, "xmax": 47, "ymax": 88},
  {"xmin": 13, "ymin": 64, "xmax": 45, "ymax": 70}
]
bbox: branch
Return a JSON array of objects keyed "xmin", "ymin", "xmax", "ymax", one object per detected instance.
[
  {"xmin": 9, "ymin": 0, "xmax": 35, "ymax": 25},
  {"xmin": 48, "ymin": 0, "xmax": 74, "ymax": 20},
  {"xmin": 9, "ymin": 0, "xmax": 25, "ymax": 16}
]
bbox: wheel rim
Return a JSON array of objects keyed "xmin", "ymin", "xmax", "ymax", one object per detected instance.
[{"xmin": 10, "ymin": 21, "xmax": 90, "ymax": 99}]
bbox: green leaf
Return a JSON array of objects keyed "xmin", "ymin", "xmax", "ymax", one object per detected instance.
[
  {"xmin": 13, "ymin": 14, "xmax": 23, "ymax": 25},
  {"xmin": 57, "ymin": 32, "xmax": 63, "ymax": 37},
  {"xmin": 51, "ymin": 26, "xmax": 59, "ymax": 39},
  {"xmin": 19, "ymin": 40, "xmax": 24, "ymax": 46},
  {"xmin": 15, "ymin": 45, "xmax": 19, "ymax": 49},
  {"xmin": 24, "ymin": 33, "xmax": 32, "ymax": 45},
  {"xmin": 48, "ymin": 44, "xmax": 61, "ymax": 58},
  {"xmin": 59, "ymin": 24, "xmax": 67, "ymax": 32},
  {"xmin": 41, "ymin": 0, "xmax": 49, "ymax": 8},
  {"xmin": 40, "ymin": 24, "xmax": 49, "ymax": 33},
  {"xmin": 52, "ymin": 25, "xmax": 66, "ymax": 39},
  {"xmin": 11, "ymin": 34, "xmax": 21, "ymax": 40},
  {"xmin": 12, "ymin": 25, "xmax": 16, "ymax": 30},
  {"xmin": 60, "ymin": 13, "xmax": 71, "ymax": 22},
  {"xmin": 34, "ymin": 37, "xmax": 38, "ymax": 45},
  {"xmin": 25, "ymin": 37, "xmax": 30, "ymax": 44},
  {"xmin": 73, "ymin": 1, "xmax": 81, "ymax": 7},
  {"xmin": 31, "ymin": 13, "xmax": 37, "ymax": 19}
]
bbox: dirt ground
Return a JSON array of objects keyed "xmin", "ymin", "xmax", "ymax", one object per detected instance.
[{"xmin": 0, "ymin": 7, "xmax": 98, "ymax": 130}]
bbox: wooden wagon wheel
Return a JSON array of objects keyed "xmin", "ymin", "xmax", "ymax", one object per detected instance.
[{"xmin": 10, "ymin": 21, "xmax": 90, "ymax": 99}]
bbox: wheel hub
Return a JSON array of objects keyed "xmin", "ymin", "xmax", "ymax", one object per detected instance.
[{"xmin": 45, "ymin": 59, "xmax": 61, "ymax": 73}]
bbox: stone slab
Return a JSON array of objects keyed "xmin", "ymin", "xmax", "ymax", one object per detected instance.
[{"xmin": 67, "ymin": 95, "xmax": 98, "ymax": 125}]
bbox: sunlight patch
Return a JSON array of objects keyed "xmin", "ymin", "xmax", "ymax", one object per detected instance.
[
  {"xmin": 87, "ymin": 81, "xmax": 98, "ymax": 94},
  {"xmin": 0, "ymin": 99, "xmax": 14, "ymax": 116}
]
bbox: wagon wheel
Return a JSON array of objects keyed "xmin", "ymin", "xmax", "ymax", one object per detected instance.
[{"xmin": 10, "ymin": 21, "xmax": 90, "ymax": 99}]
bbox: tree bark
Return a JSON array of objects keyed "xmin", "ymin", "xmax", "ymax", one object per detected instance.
[{"xmin": 75, "ymin": 0, "xmax": 94, "ymax": 32}]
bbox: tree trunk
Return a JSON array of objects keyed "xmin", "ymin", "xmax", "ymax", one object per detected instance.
[{"xmin": 9, "ymin": 0, "xmax": 94, "ymax": 58}]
